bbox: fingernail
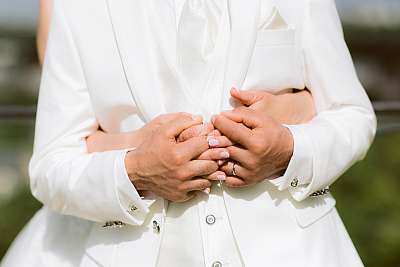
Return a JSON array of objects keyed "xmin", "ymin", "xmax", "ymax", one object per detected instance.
[
  {"xmin": 231, "ymin": 87, "xmax": 238, "ymax": 93},
  {"xmin": 220, "ymin": 151, "xmax": 230, "ymax": 159},
  {"xmin": 202, "ymin": 188, "xmax": 211, "ymax": 194},
  {"xmin": 207, "ymin": 136, "xmax": 220, "ymax": 146},
  {"xmin": 217, "ymin": 174, "xmax": 226, "ymax": 181}
]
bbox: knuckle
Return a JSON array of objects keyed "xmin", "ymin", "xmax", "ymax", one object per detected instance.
[
  {"xmin": 251, "ymin": 141, "xmax": 266, "ymax": 155},
  {"xmin": 213, "ymin": 115, "xmax": 223, "ymax": 126},
  {"xmin": 169, "ymin": 150, "xmax": 185, "ymax": 166},
  {"xmin": 175, "ymin": 168, "xmax": 189, "ymax": 181},
  {"xmin": 176, "ymin": 183, "xmax": 187, "ymax": 193},
  {"xmin": 246, "ymin": 157, "xmax": 259, "ymax": 170},
  {"xmin": 208, "ymin": 161, "xmax": 219, "ymax": 172},
  {"xmin": 199, "ymin": 151, "xmax": 210, "ymax": 160},
  {"xmin": 203, "ymin": 180, "xmax": 212, "ymax": 188},
  {"xmin": 164, "ymin": 127, "xmax": 176, "ymax": 137}
]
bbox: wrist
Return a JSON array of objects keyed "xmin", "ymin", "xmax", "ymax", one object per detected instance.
[
  {"xmin": 124, "ymin": 128, "xmax": 145, "ymax": 148},
  {"xmin": 125, "ymin": 149, "xmax": 147, "ymax": 191},
  {"xmin": 276, "ymin": 126, "xmax": 294, "ymax": 175}
]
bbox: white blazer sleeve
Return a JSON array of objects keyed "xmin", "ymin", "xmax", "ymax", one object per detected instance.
[
  {"xmin": 29, "ymin": 2, "xmax": 154, "ymax": 225},
  {"xmin": 270, "ymin": 0, "xmax": 377, "ymax": 201}
]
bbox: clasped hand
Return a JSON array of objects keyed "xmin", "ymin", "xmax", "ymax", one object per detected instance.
[{"xmin": 126, "ymin": 89, "xmax": 298, "ymax": 202}]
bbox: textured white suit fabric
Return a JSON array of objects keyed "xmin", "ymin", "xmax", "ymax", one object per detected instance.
[{"xmin": 1, "ymin": 0, "xmax": 376, "ymax": 266}]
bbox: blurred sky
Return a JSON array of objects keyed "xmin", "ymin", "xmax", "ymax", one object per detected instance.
[{"xmin": 0, "ymin": 0, "xmax": 400, "ymax": 32}]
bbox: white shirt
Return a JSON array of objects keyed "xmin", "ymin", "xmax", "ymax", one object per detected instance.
[{"xmin": 156, "ymin": 1, "xmax": 243, "ymax": 266}]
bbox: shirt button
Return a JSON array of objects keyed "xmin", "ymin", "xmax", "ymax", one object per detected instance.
[
  {"xmin": 290, "ymin": 178, "xmax": 299, "ymax": 188},
  {"xmin": 212, "ymin": 261, "xmax": 222, "ymax": 267},
  {"xmin": 205, "ymin": 214, "xmax": 216, "ymax": 225}
]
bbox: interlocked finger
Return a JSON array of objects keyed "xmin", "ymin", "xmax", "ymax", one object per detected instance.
[
  {"xmin": 177, "ymin": 160, "xmax": 218, "ymax": 180},
  {"xmin": 220, "ymin": 161, "xmax": 249, "ymax": 178},
  {"xmin": 226, "ymin": 146, "xmax": 254, "ymax": 169},
  {"xmin": 212, "ymin": 115, "xmax": 253, "ymax": 148},
  {"xmin": 206, "ymin": 135, "xmax": 234, "ymax": 148},
  {"xmin": 198, "ymin": 148, "xmax": 230, "ymax": 161},
  {"xmin": 204, "ymin": 171, "xmax": 227, "ymax": 181},
  {"xmin": 180, "ymin": 178, "xmax": 212, "ymax": 192}
]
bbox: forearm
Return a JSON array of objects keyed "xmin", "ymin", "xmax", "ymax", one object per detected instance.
[
  {"xmin": 37, "ymin": 0, "xmax": 52, "ymax": 65},
  {"xmin": 277, "ymin": 89, "xmax": 315, "ymax": 124},
  {"xmin": 33, "ymin": 1, "xmax": 154, "ymax": 225},
  {"xmin": 86, "ymin": 129, "xmax": 144, "ymax": 153}
]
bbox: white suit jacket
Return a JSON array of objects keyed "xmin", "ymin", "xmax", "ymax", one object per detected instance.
[{"xmin": 27, "ymin": 0, "xmax": 376, "ymax": 266}]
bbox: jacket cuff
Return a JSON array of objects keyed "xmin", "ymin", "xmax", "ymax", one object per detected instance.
[
  {"xmin": 269, "ymin": 124, "xmax": 314, "ymax": 200},
  {"xmin": 114, "ymin": 148, "xmax": 158, "ymax": 225}
]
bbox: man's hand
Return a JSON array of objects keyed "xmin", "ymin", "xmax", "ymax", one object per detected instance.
[
  {"xmin": 212, "ymin": 107, "xmax": 294, "ymax": 188},
  {"xmin": 125, "ymin": 113, "xmax": 219, "ymax": 202}
]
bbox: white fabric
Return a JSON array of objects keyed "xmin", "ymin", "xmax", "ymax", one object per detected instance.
[
  {"xmin": 1, "ymin": 0, "xmax": 376, "ymax": 266},
  {"xmin": 158, "ymin": 2, "xmax": 243, "ymax": 266},
  {"xmin": 157, "ymin": 183, "xmax": 244, "ymax": 267}
]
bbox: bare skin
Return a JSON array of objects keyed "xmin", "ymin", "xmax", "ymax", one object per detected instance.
[
  {"xmin": 37, "ymin": 0, "xmax": 51, "ymax": 65},
  {"xmin": 123, "ymin": 113, "xmax": 221, "ymax": 202},
  {"xmin": 87, "ymin": 89, "xmax": 315, "ymax": 200},
  {"xmin": 215, "ymin": 89, "xmax": 295, "ymax": 187}
]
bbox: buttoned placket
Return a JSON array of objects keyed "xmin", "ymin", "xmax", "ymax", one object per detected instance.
[
  {"xmin": 156, "ymin": 1, "xmax": 244, "ymax": 266},
  {"xmin": 198, "ymin": 182, "xmax": 243, "ymax": 267}
]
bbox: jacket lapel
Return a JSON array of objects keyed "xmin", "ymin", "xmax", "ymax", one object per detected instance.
[
  {"xmin": 105, "ymin": 0, "xmax": 200, "ymax": 122},
  {"xmin": 220, "ymin": 0, "xmax": 262, "ymax": 110}
]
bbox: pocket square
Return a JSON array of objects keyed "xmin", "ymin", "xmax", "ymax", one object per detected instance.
[{"xmin": 259, "ymin": 7, "xmax": 289, "ymax": 30}]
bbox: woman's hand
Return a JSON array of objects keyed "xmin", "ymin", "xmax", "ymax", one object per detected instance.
[
  {"xmin": 230, "ymin": 88, "xmax": 316, "ymax": 124},
  {"xmin": 212, "ymin": 107, "xmax": 294, "ymax": 188},
  {"xmin": 125, "ymin": 113, "xmax": 220, "ymax": 202}
]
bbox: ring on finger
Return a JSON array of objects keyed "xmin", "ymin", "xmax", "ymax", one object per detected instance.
[{"xmin": 232, "ymin": 163, "xmax": 238, "ymax": 176}]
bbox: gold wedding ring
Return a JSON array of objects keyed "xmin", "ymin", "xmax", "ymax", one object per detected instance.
[{"xmin": 232, "ymin": 163, "xmax": 237, "ymax": 176}]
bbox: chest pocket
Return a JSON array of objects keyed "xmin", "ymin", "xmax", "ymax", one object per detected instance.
[{"xmin": 242, "ymin": 28, "xmax": 304, "ymax": 93}]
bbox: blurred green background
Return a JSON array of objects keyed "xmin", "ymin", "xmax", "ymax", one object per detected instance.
[{"xmin": 0, "ymin": 1, "xmax": 400, "ymax": 267}]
